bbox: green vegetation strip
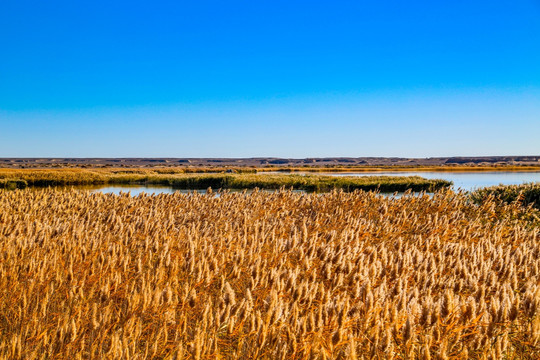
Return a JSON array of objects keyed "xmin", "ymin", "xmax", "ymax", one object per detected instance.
[
  {"xmin": 470, "ymin": 182, "xmax": 540, "ymax": 210},
  {"xmin": 143, "ymin": 174, "xmax": 451, "ymax": 192},
  {"xmin": 0, "ymin": 170, "xmax": 451, "ymax": 192},
  {"xmin": 0, "ymin": 179, "xmax": 28, "ymax": 190}
]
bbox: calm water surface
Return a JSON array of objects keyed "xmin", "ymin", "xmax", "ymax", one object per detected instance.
[
  {"xmin": 75, "ymin": 185, "xmax": 306, "ymax": 196},
  {"xmin": 325, "ymin": 171, "xmax": 540, "ymax": 191},
  {"xmin": 80, "ymin": 185, "xmax": 205, "ymax": 196},
  {"xmin": 68, "ymin": 172, "xmax": 540, "ymax": 195}
]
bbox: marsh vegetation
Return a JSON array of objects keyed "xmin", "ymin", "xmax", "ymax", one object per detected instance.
[
  {"xmin": 0, "ymin": 188, "xmax": 539, "ymax": 358},
  {"xmin": 0, "ymin": 169, "xmax": 451, "ymax": 192},
  {"xmin": 471, "ymin": 183, "xmax": 540, "ymax": 210}
]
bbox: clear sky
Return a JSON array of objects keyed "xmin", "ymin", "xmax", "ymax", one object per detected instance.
[{"xmin": 1, "ymin": 1, "xmax": 539, "ymax": 158}]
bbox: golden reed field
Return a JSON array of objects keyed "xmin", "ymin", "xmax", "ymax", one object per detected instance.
[{"xmin": 0, "ymin": 188, "xmax": 539, "ymax": 359}]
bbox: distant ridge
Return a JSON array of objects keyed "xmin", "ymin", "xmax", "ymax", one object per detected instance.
[{"xmin": 0, "ymin": 156, "xmax": 539, "ymax": 168}]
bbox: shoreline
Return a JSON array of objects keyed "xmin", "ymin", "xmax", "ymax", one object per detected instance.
[{"xmin": 0, "ymin": 169, "xmax": 452, "ymax": 192}]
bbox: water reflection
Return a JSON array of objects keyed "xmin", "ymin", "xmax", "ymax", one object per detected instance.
[
  {"xmin": 73, "ymin": 185, "xmax": 306, "ymax": 196},
  {"xmin": 79, "ymin": 185, "xmax": 204, "ymax": 196},
  {"xmin": 312, "ymin": 171, "xmax": 540, "ymax": 191},
  {"xmin": 61, "ymin": 171, "xmax": 540, "ymax": 195}
]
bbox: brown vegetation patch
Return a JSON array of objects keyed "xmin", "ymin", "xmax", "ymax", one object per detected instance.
[{"xmin": 0, "ymin": 189, "xmax": 539, "ymax": 358}]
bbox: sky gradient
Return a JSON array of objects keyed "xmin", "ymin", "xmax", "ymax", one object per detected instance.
[{"xmin": 1, "ymin": 1, "xmax": 539, "ymax": 157}]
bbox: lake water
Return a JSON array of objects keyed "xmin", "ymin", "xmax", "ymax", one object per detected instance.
[
  {"xmin": 74, "ymin": 171, "xmax": 540, "ymax": 195},
  {"xmin": 323, "ymin": 171, "xmax": 540, "ymax": 191},
  {"xmin": 76, "ymin": 185, "xmax": 306, "ymax": 196},
  {"xmin": 72, "ymin": 185, "xmax": 208, "ymax": 196}
]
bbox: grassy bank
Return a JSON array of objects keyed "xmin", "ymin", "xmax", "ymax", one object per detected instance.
[
  {"xmin": 471, "ymin": 182, "xmax": 540, "ymax": 210},
  {"xmin": 3, "ymin": 164, "xmax": 540, "ymax": 173},
  {"xmin": 0, "ymin": 169, "xmax": 452, "ymax": 192},
  {"xmin": 0, "ymin": 179, "xmax": 28, "ymax": 190},
  {"xmin": 261, "ymin": 165, "xmax": 540, "ymax": 173}
]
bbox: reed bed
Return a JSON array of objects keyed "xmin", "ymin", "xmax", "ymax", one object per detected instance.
[
  {"xmin": 0, "ymin": 169, "xmax": 451, "ymax": 192},
  {"xmin": 265, "ymin": 165, "xmax": 540, "ymax": 173},
  {"xmin": 0, "ymin": 189, "xmax": 539, "ymax": 359},
  {"xmin": 471, "ymin": 183, "xmax": 540, "ymax": 211}
]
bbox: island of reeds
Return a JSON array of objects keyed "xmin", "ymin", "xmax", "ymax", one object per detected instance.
[
  {"xmin": 0, "ymin": 168, "xmax": 451, "ymax": 192},
  {"xmin": 0, "ymin": 186, "xmax": 539, "ymax": 359}
]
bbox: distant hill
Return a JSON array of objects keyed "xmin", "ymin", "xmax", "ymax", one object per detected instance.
[{"xmin": 1, "ymin": 156, "xmax": 539, "ymax": 168}]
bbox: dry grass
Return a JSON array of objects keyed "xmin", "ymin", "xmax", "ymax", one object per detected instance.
[
  {"xmin": 262, "ymin": 165, "xmax": 540, "ymax": 173},
  {"xmin": 2, "ymin": 162, "xmax": 540, "ymax": 173},
  {"xmin": 0, "ymin": 188, "xmax": 539, "ymax": 359}
]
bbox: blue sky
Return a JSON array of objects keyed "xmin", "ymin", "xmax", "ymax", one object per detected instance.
[{"xmin": 1, "ymin": 1, "xmax": 539, "ymax": 157}]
